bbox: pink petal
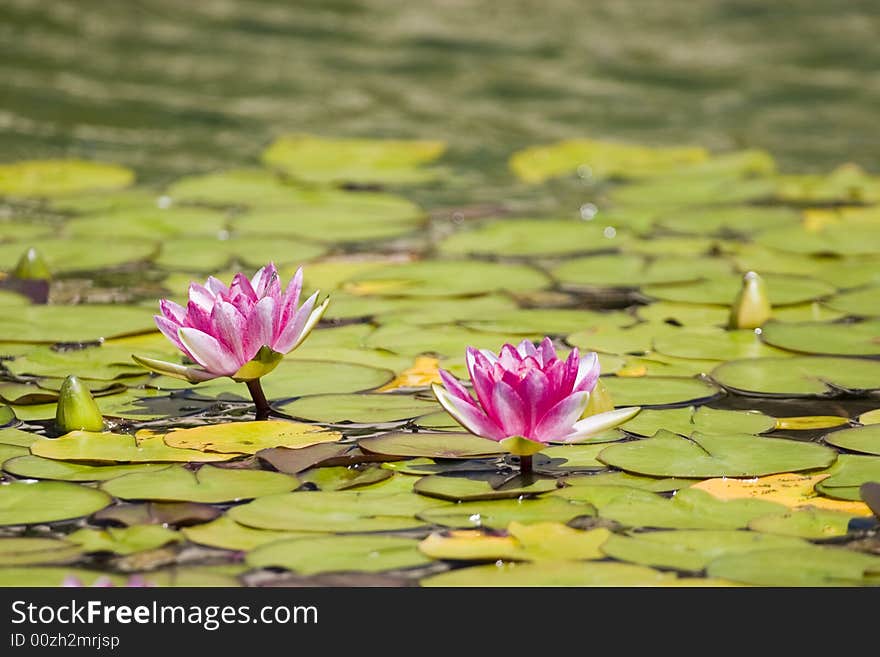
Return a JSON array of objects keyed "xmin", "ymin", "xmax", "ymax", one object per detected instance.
[
  {"xmin": 560, "ymin": 348, "xmax": 581, "ymax": 392},
  {"xmin": 211, "ymin": 301, "xmax": 247, "ymax": 363},
  {"xmin": 574, "ymin": 352, "xmax": 600, "ymax": 393},
  {"xmin": 243, "ymin": 296, "xmax": 276, "ymax": 360},
  {"xmin": 468, "ymin": 360, "xmax": 497, "ymax": 413},
  {"xmin": 562, "ymin": 407, "xmax": 641, "ymax": 442},
  {"xmin": 187, "ymin": 282, "xmax": 218, "ymax": 312},
  {"xmin": 532, "ymin": 391, "xmax": 590, "ymax": 442},
  {"xmin": 517, "ymin": 339, "xmax": 539, "ymax": 360},
  {"xmin": 477, "ymin": 348, "xmax": 499, "ymax": 365},
  {"xmin": 251, "ymin": 262, "xmax": 279, "ymax": 298},
  {"xmin": 184, "ymin": 300, "xmax": 214, "ymax": 334},
  {"xmin": 439, "ymin": 369, "xmax": 478, "ymax": 407},
  {"xmin": 159, "ymin": 299, "xmax": 186, "ymax": 323},
  {"xmin": 514, "ymin": 366, "xmax": 551, "ymax": 429},
  {"xmin": 231, "ymin": 272, "xmax": 258, "ymax": 302},
  {"xmin": 179, "ymin": 328, "xmax": 240, "ymax": 375},
  {"xmin": 277, "ymin": 267, "xmax": 304, "ymax": 331},
  {"xmin": 537, "ymin": 337, "xmax": 557, "ymax": 366},
  {"xmin": 204, "ymin": 276, "xmax": 228, "ymax": 296},
  {"xmin": 498, "ymin": 344, "xmax": 523, "ymax": 370},
  {"xmin": 432, "ymin": 384, "xmax": 505, "ymax": 441},
  {"xmin": 486, "ymin": 381, "xmax": 527, "ymax": 438},
  {"xmin": 154, "ymin": 315, "xmax": 192, "ymax": 358},
  {"xmin": 285, "ymin": 296, "xmax": 328, "ymax": 351}
]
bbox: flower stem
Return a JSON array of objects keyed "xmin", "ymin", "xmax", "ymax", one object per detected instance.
[
  {"xmin": 519, "ymin": 454, "xmax": 533, "ymax": 476},
  {"xmin": 245, "ymin": 378, "xmax": 271, "ymax": 421}
]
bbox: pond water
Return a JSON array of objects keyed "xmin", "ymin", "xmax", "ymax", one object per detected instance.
[{"xmin": 0, "ymin": 1, "xmax": 879, "ymax": 587}]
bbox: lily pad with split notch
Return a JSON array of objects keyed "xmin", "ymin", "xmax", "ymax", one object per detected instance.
[
  {"xmin": 824, "ymin": 286, "xmax": 880, "ymax": 318},
  {"xmin": 0, "ymin": 305, "xmax": 156, "ymax": 343},
  {"xmin": 711, "ymin": 356, "xmax": 880, "ymax": 396},
  {"xmin": 600, "ymin": 376, "xmax": 721, "ymax": 407},
  {"xmin": 155, "ymin": 236, "xmax": 326, "ymax": 272},
  {"xmin": 815, "ymin": 455, "xmax": 880, "ymax": 501},
  {"xmin": 3, "ymin": 456, "xmax": 169, "ymax": 481},
  {"xmin": 759, "ymin": 319, "xmax": 880, "ymax": 357},
  {"xmin": 598, "ymin": 430, "xmax": 836, "ymax": 478},
  {"xmin": 30, "ymin": 431, "xmax": 240, "ymax": 463},
  {"xmin": 552, "ymin": 254, "xmax": 731, "ymax": 289},
  {"xmin": 182, "ymin": 516, "xmax": 317, "ymax": 551},
  {"xmin": 298, "ymin": 465, "xmax": 393, "ymax": 491},
  {"xmin": 100, "ymin": 465, "xmax": 298, "ymax": 503},
  {"xmin": 359, "ymin": 431, "xmax": 504, "ymax": 459},
  {"xmin": 0, "ymin": 480, "xmax": 111, "ymax": 526},
  {"xmin": 643, "ymin": 275, "xmax": 835, "ymax": 307},
  {"xmin": 90, "ymin": 502, "xmax": 221, "ymax": 528},
  {"xmin": 280, "ymin": 394, "xmax": 439, "ymax": 425},
  {"xmin": 621, "ymin": 406, "xmax": 775, "ymax": 437},
  {"xmin": 162, "ymin": 420, "xmax": 342, "ymax": 455},
  {"xmin": 653, "ymin": 328, "xmax": 789, "ymax": 361},
  {"xmin": 416, "ymin": 496, "xmax": 594, "ymax": 529},
  {"xmin": 413, "ymin": 473, "xmax": 558, "ymax": 501}
]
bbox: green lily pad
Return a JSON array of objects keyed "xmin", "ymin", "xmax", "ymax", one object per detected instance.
[
  {"xmin": 359, "ymin": 432, "xmax": 503, "ymax": 459},
  {"xmin": 166, "ymin": 169, "xmax": 305, "ymax": 206},
  {"xmin": 598, "ymin": 430, "xmax": 836, "ymax": 478},
  {"xmin": 815, "ymin": 455, "xmax": 880, "ymax": 501},
  {"xmin": 557, "ymin": 486, "xmax": 787, "ymax": 530},
  {"xmin": 234, "ymin": 190, "xmax": 425, "ymax": 243},
  {"xmin": 748, "ymin": 508, "xmax": 862, "ymax": 539},
  {"xmin": 757, "ymin": 221, "xmax": 880, "ymax": 256},
  {"xmin": 0, "ymin": 305, "xmax": 154, "ymax": 343},
  {"xmin": 567, "ymin": 322, "xmax": 681, "ymax": 356},
  {"xmin": 91, "ymin": 501, "xmax": 221, "ymax": 528},
  {"xmin": 363, "ymin": 323, "xmax": 520, "ymax": 360},
  {"xmin": 439, "ymin": 219, "xmax": 629, "ymax": 257},
  {"xmin": 0, "ymin": 239, "xmax": 155, "ymax": 275},
  {"xmin": 280, "ymin": 393, "xmax": 439, "ymax": 424},
  {"xmin": 417, "ymin": 497, "xmax": 594, "ymax": 529},
  {"xmin": 3, "ymin": 455, "xmax": 169, "ymax": 481},
  {"xmin": 66, "ymin": 525, "xmax": 182, "ymax": 555},
  {"xmin": 0, "ymin": 537, "xmax": 82, "ymax": 566},
  {"xmin": 621, "ymin": 406, "xmax": 775, "ymax": 437},
  {"xmin": 824, "ymin": 286, "xmax": 880, "ymax": 318},
  {"xmin": 653, "ymin": 328, "xmax": 789, "ymax": 361},
  {"xmin": 230, "ymin": 489, "xmax": 446, "ymax": 532},
  {"xmin": 0, "ymin": 567, "xmax": 125, "ymax": 587},
  {"xmin": 635, "ymin": 302, "xmax": 730, "ymax": 328},
  {"xmin": 0, "ymin": 426, "xmax": 37, "ymax": 447},
  {"xmin": 643, "ymin": 274, "xmax": 835, "ymax": 307},
  {"xmin": 0, "ymin": 480, "xmax": 111, "ymax": 526},
  {"xmin": 540, "ymin": 444, "xmax": 609, "ymax": 470},
  {"xmin": 247, "ymin": 534, "xmax": 430, "ymax": 574},
  {"xmin": 5, "ymin": 344, "xmax": 160, "ymax": 381},
  {"xmin": 562, "ymin": 471, "xmax": 690, "ymax": 492},
  {"xmin": 601, "ymin": 530, "xmax": 808, "ymax": 573},
  {"xmin": 655, "ymin": 205, "xmax": 801, "ymax": 236},
  {"xmin": 553, "ymin": 254, "xmax": 731, "ymax": 289},
  {"xmin": 30, "ymin": 431, "xmax": 239, "ymax": 463},
  {"xmin": 100, "ymin": 465, "xmax": 298, "ymax": 503},
  {"xmin": 181, "ymin": 516, "xmax": 315, "ymax": 551},
  {"xmin": 66, "ymin": 206, "xmax": 227, "ymax": 240},
  {"xmin": 162, "ymin": 420, "xmax": 341, "ymax": 455},
  {"xmin": 706, "ymin": 545, "xmax": 880, "ymax": 586},
  {"xmin": 711, "ymin": 356, "xmax": 880, "ymax": 396},
  {"xmin": 0, "ymin": 160, "xmax": 134, "ymax": 197},
  {"xmin": 262, "ymin": 134, "xmax": 446, "ymax": 185},
  {"xmin": 155, "ymin": 236, "xmax": 326, "ymax": 272},
  {"xmin": 190, "ymin": 359, "xmax": 394, "ymax": 401},
  {"xmin": 0, "ymin": 443, "xmax": 28, "ymax": 466},
  {"xmin": 600, "ymin": 376, "xmax": 721, "ymax": 407},
  {"xmin": 421, "ymin": 560, "xmax": 678, "ymax": 586},
  {"xmin": 344, "ymin": 260, "xmax": 550, "ymax": 298},
  {"xmin": 413, "ymin": 474, "xmax": 558, "ymax": 501},
  {"xmin": 824, "ymin": 425, "xmax": 880, "ymax": 456},
  {"xmin": 759, "ymin": 319, "xmax": 880, "ymax": 357},
  {"xmin": 509, "ymin": 138, "xmax": 707, "ymax": 183},
  {"xmin": 460, "ymin": 308, "xmax": 632, "ymax": 337},
  {"xmin": 299, "ymin": 465, "xmax": 393, "ymax": 491},
  {"xmin": 773, "ymin": 164, "xmax": 880, "ymax": 204}
]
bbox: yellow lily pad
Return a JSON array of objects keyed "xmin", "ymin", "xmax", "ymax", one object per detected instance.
[
  {"xmin": 162, "ymin": 420, "xmax": 341, "ymax": 455},
  {"xmin": 774, "ymin": 416, "xmax": 850, "ymax": 430},
  {"xmin": 30, "ymin": 431, "xmax": 240, "ymax": 463},
  {"xmin": 377, "ymin": 356, "xmax": 442, "ymax": 391}
]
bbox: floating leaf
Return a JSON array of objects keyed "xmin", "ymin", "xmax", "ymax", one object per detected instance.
[
  {"xmin": 815, "ymin": 455, "xmax": 880, "ymax": 501},
  {"xmin": 0, "ymin": 481, "xmax": 111, "ymax": 526},
  {"xmin": 299, "ymin": 465, "xmax": 393, "ymax": 491},
  {"xmin": 0, "ymin": 444, "xmax": 27, "ymax": 466},
  {"xmin": 0, "ymin": 239, "xmax": 155, "ymax": 275},
  {"xmin": 0, "ymin": 567, "xmax": 125, "ymax": 587},
  {"xmin": 413, "ymin": 474, "xmax": 557, "ymax": 501},
  {"xmin": 509, "ymin": 138, "xmax": 707, "ymax": 183},
  {"xmin": 601, "ymin": 530, "xmax": 808, "ymax": 572},
  {"xmin": 162, "ymin": 420, "xmax": 341, "ymax": 455},
  {"xmin": 0, "ymin": 305, "xmax": 155, "ymax": 343},
  {"xmin": 100, "ymin": 465, "xmax": 298, "ymax": 503},
  {"xmin": 859, "ymin": 409, "xmax": 880, "ymax": 426},
  {"xmin": 760, "ymin": 319, "xmax": 880, "ymax": 357},
  {"xmin": 553, "ymin": 254, "xmax": 730, "ymax": 289},
  {"xmin": 507, "ymin": 523, "xmax": 611, "ymax": 561},
  {"xmin": 656, "ymin": 206, "xmax": 801, "ymax": 236},
  {"xmin": 653, "ymin": 328, "xmax": 787, "ymax": 361},
  {"xmin": 439, "ymin": 219, "xmax": 629, "ymax": 257},
  {"xmin": 262, "ymin": 134, "xmax": 446, "ymax": 185},
  {"xmin": 0, "ymin": 160, "xmax": 133, "ymax": 197},
  {"xmin": 748, "ymin": 508, "xmax": 862, "ymax": 539},
  {"xmin": 281, "ymin": 394, "xmax": 439, "ymax": 424},
  {"xmin": 418, "ymin": 530, "xmax": 526, "ymax": 562},
  {"xmin": 621, "ymin": 406, "xmax": 775, "ymax": 437},
  {"xmin": 230, "ymin": 489, "xmax": 447, "ymax": 532},
  {"xmin": 824, "ymin": 286, "xmax": 880, "ymax": 318},
  {"xmin": 562, "ymin": 471, "xmax": 689, "ymax": 492},
  {"xmin": 247, "ymin": 535, "xmax": 430, "ymax": 574},
  {"xmin": 67, "ymin": 206, "xmax": 227, "ymax": 240},
  {"xmin": 600, "ymin": 376, "xmax": 721, "ymax": 407},
  {"xmin": 66, "ymin": 526, "xmax": 182, "ymax": 555},
  {"xmin": 0, "ymin": 538, "xmax": 81, "ymax": 566},
  {"xmin": 706, "ymin": 545, "xmax": 880, "ymax": 586},
  {"xmin": 691, "ymin": 473, "xmax": 871, "ymax": 515},
  {"xmin": 711, "ymin": 356, "xmax": 880, "ymax": 396},
  {"xmin": 256, "ymin": 443, "xmax": 356, "ymax": 475},
  {"xmin": 757, "ymin": 221, "xmax": 880, "ymax": 256},
  {"xmin": 824, "ymin": 425, "xmax": 880, "ymax": 456},
  {"xmin": 417, "ymin": 497, "xmax": 594, "ymax": 529},
  {"xmin": 540, "ymin": 444, "xmax": 609, "ymax": 470},
  {"xmin": 3, "ymin": 456, "xmax": 168, "ymax": 482},
  {"xmin": 30, "ymin": 431, "xmax": 239, "ymax": 463},
  {"xmin": 182, "ymin": 516, "xmax": 315, "ymax": 551},
  {"xmin": 643, "ymin": 275, "xmax": 835, "ymax": 307},
  {"xmin": 359, "ymin": 432, "xmax": 503, "ymax": 459},
  {"xmin": 774, "ymin": 416, "xmax": 849, "ymax": 430},
  {"xmin": 91, "ymin": 502, "xmax": 221, "ymax": 528},
  {"xmin": 598, "ymin": 430, "xmax": 835, "ymax": 478},
  {"xmin": 0, "ymin": 427, "xmax": 37, "ymax": 447},
  {"xmin": 166, "ymin": 169, "xmax": 303, "ymax": 206},
  {"xmin": 155, "ymin": 236, "xmax": 326, "ymax": 272},
  {"xmin": 422, "ymin": 560, "xmax": 678, "ymax": 586}
]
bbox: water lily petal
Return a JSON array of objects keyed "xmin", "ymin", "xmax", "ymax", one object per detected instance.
[
  {"xmin": 131, "ymin": 354, "xmax": 220, "ymax": 383},
  {"xmin": 537, "ymin": 336, "xmax": 557, "ymax": 366},
  {"xmin": 562, "ymin": 407, "xmax": 642, "ymax": 443},
  {"xmin": 533, "ymin": 391, "xmax": 590, "ymax": 442},
  {"xmin": 574, "ymin": 352, "xmax": 600, "ymax": 393},
  {"xmin": 204, "ymin": 276, "xmax": 228, "ymax": 297},
  {"xmin": 211, "ymin": 301, "xmax": 247, "ymax": 363},
  {"xmin": 488, "ymin": 381, "xmax": 527, "ymax": 437},
  {"xmin": 251, "ymin": 262, "xmax": 279, "ymax": 298},
  {"xmin": 243, "ymin": 296, "xmax": 276, "ymax": 360},
  {"xmin": 154, "ymin": 315, "xmax": 189, "ymax": 355},
  {"xmin": 230, "ymin": 272, "xmax": 258, "ymax": 302},
  {"xmin": 498, "ymin": 344, "xmax": 524, "ymax": 370},
  {"xmin": 179, "ymin": 327, "xmax": 239, "ymax": 375},
  {"xmin": 187, "ymin": 282, "xmax": 217, "ymax": 312},
  {"xmin": 277, "ymin": 266, "xmax": 304, "ymax": 331},
  {"xmin": 159, "ymin": 299, "xmax": 186, "ymax": 324},
  {"xmin": 287, "ymin": 296, "xmax": 328, "ymax": 352},
  {"xmin": 439, "ymin": 369, "xmax": 478, "ymax": 407},
  {"xmin": 517, "ymin": 339, "xmax": 539, "ymax": 360},
  {"xmin": 432, "ymin": 384, "xmax": 505, "ymax": 441}
]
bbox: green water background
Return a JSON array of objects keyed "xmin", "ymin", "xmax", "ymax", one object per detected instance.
[{"xmin": 1, "ymin": 0, "xmax": 879, "ymax": 200}]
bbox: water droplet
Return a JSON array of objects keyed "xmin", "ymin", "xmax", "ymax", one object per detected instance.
[
  {"xmin": 577, "ymin": 164, "xmax": 593, "ymax": 179},
  {"xmin": 468, "ymin": 513, "xmax": 482, "ymax": 525},
  {"xmin": 754, "ymin": 327, "xmax": 763, "ymax": 335},
  {"xmin": 579, "ymin": 203, "xmax": 598, "ymax": 220},
  {"xmin": 603, "ymin": 226, "xmax": 617, "ymax": 239},
  {"xmin": 495, "ymin": 560, "xmax": 504, "ymax": 568},
  {"xmin": 156, "ymin": 195, "xmax": 172, "ymax": 209}
]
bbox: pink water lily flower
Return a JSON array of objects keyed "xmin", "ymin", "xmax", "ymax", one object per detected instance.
[
  {"xmin": 133, "ymin": 263, "xmax": 328, "ymax": 419},
  {"xmin": 432, "ymin": 337, "xmax": 640, "ymax": 468}
]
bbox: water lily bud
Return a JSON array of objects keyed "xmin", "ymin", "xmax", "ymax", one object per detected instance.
[
  {"xmin": 729, "ymin": 271, "xmax": 771, "ymax": 330},
  {"xmin": 583, "ymin": 379, "xmax": 615, "ymax": 417},
  {"xmin": 55, "ymin": 376, "xmax": 104, "ymax": 433},
  {"xmin": 13, "ymin": 247, "xmax": 52, "ymax": 280}
]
